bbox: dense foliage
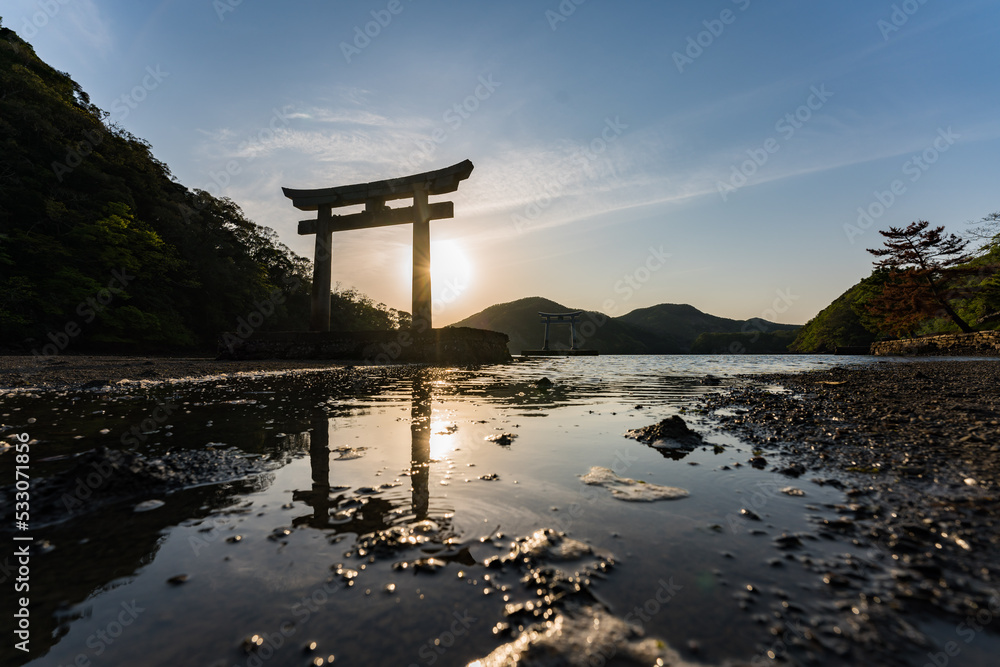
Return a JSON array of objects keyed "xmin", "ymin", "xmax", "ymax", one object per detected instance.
[
  {"xmin": 329, "ymin": 285, "xmax": 409, "ymax": 331},
  {"xmin": 0, "ymin": 22, "xmax": 402, "ymax": 353},
  {"xmin": 789, "ymin": 271, "xmax": 888, "ymax": 353},
  {"xmin": 0, "ymin": 22, "xmax": 304, "ymax": 351}
]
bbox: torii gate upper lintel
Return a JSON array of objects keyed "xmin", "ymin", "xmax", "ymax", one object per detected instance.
[{"xmin": 283, "ymin": 159, "xmax": 474, "ymax": 333}]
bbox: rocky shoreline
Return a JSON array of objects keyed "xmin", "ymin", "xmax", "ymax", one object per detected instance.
[
  {"xmin": 700, "ymin": 359, "xmax": 1000, "ymax": 663},
  {"xmin": 0, "ymin": 354, "xmax": 355, "ymax": 391}
]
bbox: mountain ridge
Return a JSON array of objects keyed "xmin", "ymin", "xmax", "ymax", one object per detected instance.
[{"xmin": 448, "ymin": 296, "xmax": 800, "ymax": 354}]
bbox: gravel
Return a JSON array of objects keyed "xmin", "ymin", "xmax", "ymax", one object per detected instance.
[{"xmin": 700, "ymin": 360, "xmax": 1000, "ymax": 663}]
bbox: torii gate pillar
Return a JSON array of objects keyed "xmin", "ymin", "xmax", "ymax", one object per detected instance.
[
  {"xmin": 284, "ymin": 160, "xmax": 474, "ymax": 333},
  {"xmin": 411, "ymin": 186, "xmax": 432, "ymax": 332},
  {"xmin": 310, "ymin": 207, "xmax": 333, "ymax": 332}
]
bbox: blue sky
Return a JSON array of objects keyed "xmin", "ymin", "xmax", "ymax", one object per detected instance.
[{"xmin": 7, "ymin": 0, "xmax": 1000, "ymax": 325}]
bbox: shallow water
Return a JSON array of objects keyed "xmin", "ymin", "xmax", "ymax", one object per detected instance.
[{"xmin": 4, "ymin": 355, "xmax": 998, "ymax": 666}]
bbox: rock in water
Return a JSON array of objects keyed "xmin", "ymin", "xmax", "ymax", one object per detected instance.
[
  {"xmin": 485, "ymin": 433, "xmax": 517, "ymax": 447},
  {"xmin": 580, "ymin": 466, "xmax": 688, "ymax": 502},
  {"xmin": 625, "ymin": 415, "xmax": 703, "ymax": 448},
  {"xmin": 468, "ymin": 604, "xmax": 704, "ymax": 667}
]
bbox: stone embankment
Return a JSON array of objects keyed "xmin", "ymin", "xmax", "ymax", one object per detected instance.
[
  {"xmin": 872, "ymin": 330, "xmax": 1000, "ymax": 356},
  {"xmin": 218, "ymin": 327, "xmax": 512, "ymax": 364}
]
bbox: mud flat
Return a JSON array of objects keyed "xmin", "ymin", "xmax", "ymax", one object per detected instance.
[{"xmin": 701, "ymin": 359, "xmax": 1000, "ymax": 664}]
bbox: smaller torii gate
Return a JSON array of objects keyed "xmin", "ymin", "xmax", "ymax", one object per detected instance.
[
  {"xmin": 539, "ymin": 311, "xmax": 582, "ymax": 351},
  {"xmin": 282, "ymin": 160, "xmax": 474, "ymax": 332},
  {"xmin": 520, "ymin": 311, "xmax": 598, "ymax": 356}
]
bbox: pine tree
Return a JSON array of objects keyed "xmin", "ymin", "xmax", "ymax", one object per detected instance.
[{"xmin": 866, "ymin": 221, "xmax": 974, "ymax": 334}]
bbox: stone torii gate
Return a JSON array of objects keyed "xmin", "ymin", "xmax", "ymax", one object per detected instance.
[{"xmin": 282, "ymin": 160, "xmax": 474, "ymax": 332}]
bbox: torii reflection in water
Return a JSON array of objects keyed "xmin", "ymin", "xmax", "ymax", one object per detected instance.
[{"xmin": 291, "ymin": 376, "xmax": 433, "ymax": 532}]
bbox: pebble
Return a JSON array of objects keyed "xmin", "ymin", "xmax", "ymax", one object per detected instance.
[{"xmin": 133, "ymin": 499, "xmax": 165, "ymax": 512}]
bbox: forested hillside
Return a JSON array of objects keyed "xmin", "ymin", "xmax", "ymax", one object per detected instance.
[
  {"xmin": 618, "ymin": 303, "xmax": 799, "ymax": 353},
  {"xmin": 791, "ymin": 223, "xmax": 1000, "ymax": 353},
  {"xmin": 0, "ymin": 21, "xmax": 317, "ymax": 352}
]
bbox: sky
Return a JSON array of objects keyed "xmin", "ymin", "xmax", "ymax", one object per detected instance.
[{"xmin": 6, "ymin": 0, "xmax": 1000, "ymax": 326}]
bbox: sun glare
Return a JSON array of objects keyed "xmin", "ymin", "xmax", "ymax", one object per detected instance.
[
  {"xmin": 431, "ymin": 240, "xmax": 472, "ymax": 297},
  {"xmin": 401, "ymin": 240, "xmax": 473, "ymax": 309}
]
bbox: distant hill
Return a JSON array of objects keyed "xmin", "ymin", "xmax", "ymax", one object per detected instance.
[
  {"xmin": 449, "ymin": 297, "xmax": 800, "ymax": 354},
  {"xmin": 450, "ymin": 297, "xmax": 662, "ymax": 354},
  {"xmin": 618, "ymin": 303, "xmax": 799, "ymax": 353}
]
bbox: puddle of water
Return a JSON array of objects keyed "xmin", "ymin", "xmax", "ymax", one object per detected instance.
[{"xmin": 3, "ymin": 355, "xmax": 989, "ymax": 666}]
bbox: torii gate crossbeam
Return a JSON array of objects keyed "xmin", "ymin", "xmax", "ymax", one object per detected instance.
[{"xmin": 282, "ymin": 160, "xmax": 474, "ymax": 333}]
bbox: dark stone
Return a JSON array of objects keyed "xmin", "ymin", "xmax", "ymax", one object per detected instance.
[
  {"xmin": 625, "ymin": 415, "xmax": 702, "ymax": 447},
  {"xmin": 80, "ymin": 379, "xmax": 109, "ymax": 389},
  {"xmin": 216, "ymin": 327, "xmax": 511, "ymax": 365},
  {"xmin": 779, "ymin": 463, "xmax": 806, "ymax": 477},
  {"xmin": 773, "ymin": 534, "xmax": 804, "ymax": 550},
  {"xmin": 872, "ymin": 331, "xmax": 1000, "ymax": 357},
  {"xmin": 486, "ymin": 433, "xmax": 517, "ymax": 447}
]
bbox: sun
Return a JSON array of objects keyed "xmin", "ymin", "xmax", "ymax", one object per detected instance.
[
  {"xmin": 401, "ymin": 239, "xmax": 473, "ymax": 308},
  {"xmin": 396, "ymin": 238, "xmax": 474, "ymax": 316},
  {"xmin": 430, "ymin": 240, "xmax": 472, "ymax": 300}
]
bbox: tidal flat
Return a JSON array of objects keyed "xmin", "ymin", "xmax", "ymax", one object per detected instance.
[{"xmin": 2, "ymin": 355, "xmax": 998, "ymax": 666}]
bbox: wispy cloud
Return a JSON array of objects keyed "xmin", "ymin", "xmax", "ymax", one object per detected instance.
[
  {"xmin": 287, "ymin": 107, "xmax": 423, "ymax": 129},
  {"xmin": 65, "ymin": 0, "xmax": 113, "ymax": 55},
  {"xmin": 193, "ymin": 87, "xmax": 1000, "ymax": 256}
]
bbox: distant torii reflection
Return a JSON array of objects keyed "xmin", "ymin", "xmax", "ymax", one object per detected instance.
[{"xmin": 291, "ymin": 376, "xmax": 433, "ymax": 531}]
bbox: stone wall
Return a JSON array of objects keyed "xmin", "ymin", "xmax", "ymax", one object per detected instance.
[
  {"xmin": 217, "ymin": 327, "xmax": 511, "ymax": 365},
  {"xmin": 871, "ymin": 331, "xmax": 1000, "ymax": 356}
]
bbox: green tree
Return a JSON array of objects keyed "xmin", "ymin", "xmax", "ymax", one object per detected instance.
[
  {"xmin": 867, "ymin": 221, "xmax": 974, "ymax": 334},
  {"xmin": 789, "ymin": 269, "xmax": 889, "ymax": 352},
  {"xmin": 0, "ymin": 24, "xmax": 313, "ymax": 350},
  {"xmin": 329, "ymin": 285, "xmax": 407, "ymax": 331}
]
